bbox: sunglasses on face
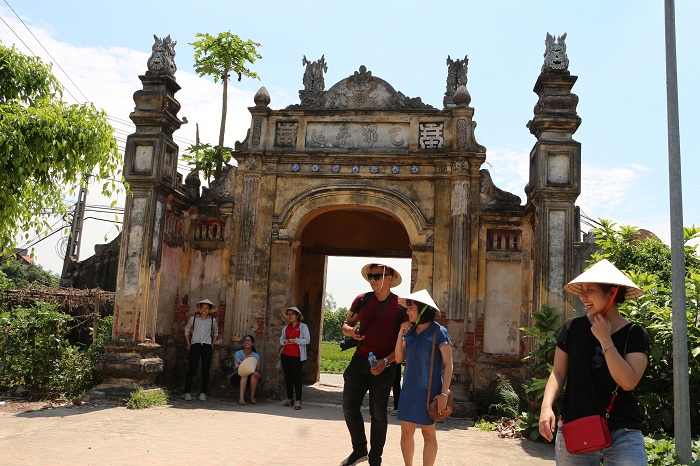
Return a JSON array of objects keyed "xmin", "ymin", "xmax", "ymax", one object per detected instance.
[
  {"xmin": 367, "ymin": 273, "xmax": 391, "ymax": 281},
  {"xmin": 592, "ymin": 346, "xmax": 605, "ymax": 370}
]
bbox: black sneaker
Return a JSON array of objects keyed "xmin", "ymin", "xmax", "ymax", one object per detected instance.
[{"xmin": 339, "ymin": 451, "xmax": 368, "ymax": 466}]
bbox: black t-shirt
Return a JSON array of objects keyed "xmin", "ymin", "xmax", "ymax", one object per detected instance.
[{"xmin": 557, "ymin": 316, "xmax": 651, "ymax": 431}]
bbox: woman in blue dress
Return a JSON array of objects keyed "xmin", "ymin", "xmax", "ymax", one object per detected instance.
[{"xmin": 394, "ymin": 289, "xmax": 453, "ymax": 466}]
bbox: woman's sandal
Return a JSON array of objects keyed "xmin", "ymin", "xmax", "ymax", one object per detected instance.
[
  {"xmin": 238, "ymin": 400, "xmax": 246, "ymax": 405},
  {"xmin": 283, "ymin": 399, "xmax": 293, "ymax": 406},
  {"xmin": 250, "ymin": 398, "xmax": 258, "ymax": 404},
  {"xmin": 294, "ymin": 401, "xmax": 302, "ymax": 410}
]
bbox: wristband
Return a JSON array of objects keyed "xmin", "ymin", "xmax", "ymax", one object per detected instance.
[
  {"xmin": 441, "ymin": 392, "xmax": 448, "ymax": 397},
  {"xmin": 601, "ymin": 344, "xmax": 615, "ymax": 354}
]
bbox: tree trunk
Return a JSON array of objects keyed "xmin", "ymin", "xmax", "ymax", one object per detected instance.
[{"xmin": 216, "ymin": 67, "xmax": 229, "ymax": 179}]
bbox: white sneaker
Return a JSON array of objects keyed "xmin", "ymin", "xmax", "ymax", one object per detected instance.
[
  {"xmin": 183, "ymin": 393, "xmax": 192, "ymax": 401},
  {"xmin": 198, "ymin": 393, "xmax": 207, "ymax": 401}
]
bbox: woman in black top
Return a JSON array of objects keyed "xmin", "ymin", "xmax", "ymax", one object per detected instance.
[{"xmin": 539, "ymin": 259, "xmax": 650, "ymax": 465}]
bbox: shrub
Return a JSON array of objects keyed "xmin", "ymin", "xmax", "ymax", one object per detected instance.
[
  {"xmin": 520, "ymin": 304, "xmax": 561, "ymax": 405},
  {"xmin": 489, "ymin": 374, "xmax": 523, "ymax": 419},
  {"xmin": 0, "ymin": 303, "xmax": 113, "ymax": 398},
  {"xmin": 644, "ymin": 436, "xmax": 700, "ymax": 466}
]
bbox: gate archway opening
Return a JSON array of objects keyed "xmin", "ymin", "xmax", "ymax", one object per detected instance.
[{"xmin": 290, "ymin": 207, "xmax": 414, "ymax": 385}]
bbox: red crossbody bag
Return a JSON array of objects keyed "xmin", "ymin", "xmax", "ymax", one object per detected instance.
[{"xmin": 559, "ymin": 324, "xmax": 635, "ymax": 454}]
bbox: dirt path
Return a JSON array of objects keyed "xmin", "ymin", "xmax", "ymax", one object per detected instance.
[{"xmin": 1, "ymin": 386, "xmax": 555, "ymax": 466}]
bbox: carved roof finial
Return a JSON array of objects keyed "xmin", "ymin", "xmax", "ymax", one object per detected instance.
[
  {"xmin": 453, "ymin": 84, "xmax": 471, "ymax": 107},
  {"xmin": 299, "ymin": 55, "xmax": 328, "ymax": 106},
  {"xmin": 443, "ymin": 55, "xmax": 469, "ymax": 108},
  {"xmin": 302, "ymin": 55, "xmax": 328, "ymax": 92},
  {"xmin": 254, "ymin": 86, "xmax": 271, "ymax": 107},
  {"xmin": 541, "ymin": 32, "xmax": 569, "ymax": 74},
  {"xmin": 146, "ymin": 34, "xmax": 177, "ymax": 76}
]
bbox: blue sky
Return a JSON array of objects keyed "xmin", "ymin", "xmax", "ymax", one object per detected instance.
[{"xmin": 2, "ymin": 1, "xmax": 698, "ymax": 308}]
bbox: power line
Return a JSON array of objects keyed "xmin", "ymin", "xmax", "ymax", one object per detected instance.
[
  {"xmin": 3, "ymin": 0, "xmax": 90, "ymax": 103},
  {"xmin": 84, "ymin": 217, "xmax": 122, "ymax": 224},
  {"xmin": 0, "ymin": 8, "xmax": 34, "ymax": 54},
  {"xmin": 22, "ymin": 224, "xmax": 66, "ymax": 249}
]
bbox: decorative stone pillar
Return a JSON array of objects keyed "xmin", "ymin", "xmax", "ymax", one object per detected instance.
[
  {"xmin": 447, "ymin": 83, "xmax": 486, "ymax": 323},
  {"xmin": 231, "ymin": 167, "xmax": 261, "ymax": 339},
  {"xmin": 228, "ymin": 88, "xmax": 271, "ymax": 340},
  {"xmin": 448, "ymin": 175, "xmax": 469, "ymax": 320},
  {"xmin": 526, "ymin": 33, "xmax": 582, "ymax": 317},
  {"xmin": 95, "ymin": 35, "xmax": 183, "ymax": 396}
]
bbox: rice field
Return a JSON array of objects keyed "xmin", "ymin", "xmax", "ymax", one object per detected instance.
[{"xmin": 320, "ymin": 341, "xmax": 353, "ymax": 373}]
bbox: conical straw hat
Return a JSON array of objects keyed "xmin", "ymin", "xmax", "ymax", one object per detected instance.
[
  {"xmin": 401, "ymin": 289, "xmax": 440, "ymax": 311},
  {"xmin": 564, "ymin": 259, "xmax": 643, "ymax": 300},
  {"xmin": 360, "ymin": 262, "xmax": 402, "ymax": 287},
  {"xmin": 238, "ymin": 356, "xmax": 258, "ymax": 377},
  {"xmin": 282, "ymin": 306, "xmax": 303, "ymax": 320}
]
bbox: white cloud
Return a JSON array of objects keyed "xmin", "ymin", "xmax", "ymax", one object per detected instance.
[
  {"xmin": 578, "ymin": 163, "xmax": 648, "ymax": 213},
  {"xmin": 482, "ymin": 147, "xmax": 530, "ymax": 200}
]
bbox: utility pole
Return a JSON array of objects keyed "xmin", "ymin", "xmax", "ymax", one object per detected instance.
[
  {"xmin": 60, "ymin": 174, "xmax": 90, "ymax": 286},
  {"xmin": 663, "ymin": 0, "xmax": 691, "ymax": 463}
]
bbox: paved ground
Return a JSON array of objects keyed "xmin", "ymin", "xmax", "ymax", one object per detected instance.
[{"xmin": 0, "ymin": 374, "xmax": 555, "ymax": 465}]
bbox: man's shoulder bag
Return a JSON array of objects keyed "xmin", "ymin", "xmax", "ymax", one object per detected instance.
[{"xmin": 339, "ymin": 292, "xmax": 396, "ymax": 351}]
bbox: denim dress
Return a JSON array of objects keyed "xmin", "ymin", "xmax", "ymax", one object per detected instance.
[{"xmin": 397, "ymin": 322, "xmax": 451, "ymax": 425}]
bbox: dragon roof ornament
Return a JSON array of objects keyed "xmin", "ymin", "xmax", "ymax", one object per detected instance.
[
  {"xmin": 146, "ymin": 34, "xmax": 177, "ymax": 76},
  {"xmin": 541, "ymin": 32, "xmax": 569, "ymax": 74}
]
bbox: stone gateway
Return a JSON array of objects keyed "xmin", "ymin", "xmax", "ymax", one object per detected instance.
[{"xmin": 96, "ymin": 33, "xmax": 582, "ymax": 402}]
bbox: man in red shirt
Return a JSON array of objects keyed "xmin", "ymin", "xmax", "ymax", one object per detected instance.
[{"xmin": 340, "ymin": 263, "xmax": 405, "ymax": 466}]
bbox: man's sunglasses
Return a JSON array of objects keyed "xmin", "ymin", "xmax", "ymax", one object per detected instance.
[{"xmin": 367, "ymin": 273, "xmax": 391, "ymax": 281}]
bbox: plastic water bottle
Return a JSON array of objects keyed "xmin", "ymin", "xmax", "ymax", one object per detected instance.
[{"xmin": 368, "ymin": 352, "xmax": 378, "ymax": 367}]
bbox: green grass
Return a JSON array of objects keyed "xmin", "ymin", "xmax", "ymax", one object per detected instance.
[
  {"xmin": 474, "ymin": 419, "xmax": 498, "ymax": 432},
  {"xmin": 125, "ymin": 387, "xmax": 169, "ymax": 409},
  {"xmin": 320, "ymin": 341, "xmax": 353, "ymax": 373}
]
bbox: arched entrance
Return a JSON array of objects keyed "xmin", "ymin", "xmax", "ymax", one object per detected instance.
[{"xmin": 290, "ymin": 207, "xmax": 412, "ymax": 384}]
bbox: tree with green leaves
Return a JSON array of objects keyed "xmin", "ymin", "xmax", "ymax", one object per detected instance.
[
  {"xmin": 0, "ymin": 256, "xmax": 59, "ymax": 290},
  {"xmin": 188, "ymin": 32, "xmax": 261, "ymax": 180},
  {"xmin": 0, "ymin": 42, "xmax": 121, "ymax": 256},
  {"xmin": 591, "ymin": 219, "xmax": 700, "ymax": 436}
]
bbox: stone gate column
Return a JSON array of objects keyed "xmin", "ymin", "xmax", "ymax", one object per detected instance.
[
  {"xmin": 526, "ymin": 33, "xmax": 582, "ymax": 317},
  {"xmin": 96, "ymin": 35, "xmax": 183, "ymax": 395},
  {"xmin": 232, "ymin": 162, "xmax": 261, "ymax": 339}
]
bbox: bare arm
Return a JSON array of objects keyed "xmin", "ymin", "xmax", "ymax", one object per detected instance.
[
  {"xmin": 539, "ymin": 347, "xmax": 568, "ymax": 442},
  {"xmin": 433, "ymin": 342, "xmax": 454, "ymax": 413},
  {"xmin": 341, "ymin": 311, "xmax": 364, "ymax": 341},
  {"xmin": 591, "ymin": 315, "xmax": 648, "ymax": 390},
  {"xmin": 394, "ymin": 321, "xmax": 410, "ymax": 364},
  {"xmin": 439, "ymin": 343, "xmax": 453, "ymax": 395}
]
